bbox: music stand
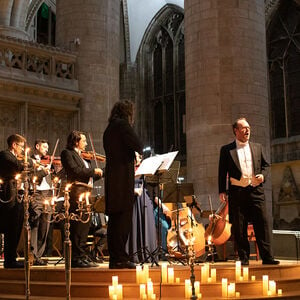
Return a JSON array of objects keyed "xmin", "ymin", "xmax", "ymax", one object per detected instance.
[{"xmin": 163, "ymin": 182, "xmax": 194, "ymax": 255}]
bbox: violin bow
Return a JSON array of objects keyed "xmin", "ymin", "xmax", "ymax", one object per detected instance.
[
  {"xmin": 88, "ymin": 133, "xmax": 99, "ymax": 168},
  {"xmin": 50, "ymin": 138, "xmax": 59, "ymax": 166}
]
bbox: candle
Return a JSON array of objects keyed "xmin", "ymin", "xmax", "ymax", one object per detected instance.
[
  {"xmin": 278, "ymin": 289, "xmax": 282, "ymax": 295},
  {"xmin": 168, "ymin": 267, "xmax": 174, "ymax": 283},
  {"xmin": 112, "ymin": 276, "xmax": 118, "ymax": 287},
  {"xmin": 117, "ymin": 284, "xmax": 123, "ymax": 299},
  {"xmin": 235, "ymin": 261, "xmax": 241, "ymax": 281},
  {"xmin": 65, "ymin": 183, "xmax": 72, "ymax": 192},
  {"xmin": 136, "ymin": 265, "xmax": 142, "ymax": 283},
  {"xmin": 161, "ymin": 263, "xmax": 168, "ymax": 283},
  {"xmin": 262, "ymin": 275, "xmax": 269, "ymax": 296},
  {"xmin": 108, "ymin": 285, "xmax": 114, "ymax": 299},
  {"xmin": 185, "ymin": 279, "xmax": 191, "ymax": 298},
  {"xmin": 228, "ymin": 283, "xmax": 235, "ymax": 298},
  {"xmin": 147, "ymin": 281, "xmax": 153, "ymax": 298},
  {"xmin": 144, "ymin": 265, "xmax": 149, "ymax": 282},
  {"xmin": 243, "ymin": 267, "xmax": 249, "ymax": 281},
  {"xmin": 222, "ymin": 278, "xmax": 228, "ymax": 298},
  {"xmin": 43, "ymin": 199, "xmax": 49, "ymax": 211},
  {"xmin": 85, "ymin": 191, "xmax": 90, "ymax": 205},
  {"xmin": 269, "ymin": 280, "xmax": 276, "ymax": 296},
  {"xmin": 24, "ymin": 147, "xmax": 29, "ymax": 163},
  {"xmin": 201, "ymin": 263, "xmax": 209, "ymax": 283},
  {"xmin": 197, "ymin": 293, "xmax": 202, "ymax": 299},
  {"xmin": 142, "ymin": 294, "xmax": 147, "ymax": 300},
  {"xmin": 151, "ymin": 294, "xmax": 156, "ymax": 300},
  {"xmin": 235, "ymin": 291, "xmax": 240, "ymax": 298},
  {"xmin": 251, "ymin": 275, "xmax": 256, "ymax": 281},
  {"xmin": 211, "ymin": 268, "xmax": 216, "ymax": 283},
  {"xmin": 194, "ymin": 281, "xmax": 200, "ymax": 295},
  {"xmin": 112, "ymin": 294, "xmax": 117, "ymax": 300},
  {"xmin": 207, "ymin": 277, "xmax": 212, "ymax": 283},
  {"xmin": 139, "ymin": 284, "xmax": 146, "ymax": 299},
  {"xmin": 175, "ymin": 277, "xmax": 180, "ymax": 283}
]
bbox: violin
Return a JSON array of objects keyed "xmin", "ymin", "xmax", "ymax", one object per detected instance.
[
  {"xmin": 81, "ymin": 151, "xmax": 106, "ymax": 162},
  {"xmin": 204, "ymin": 200, "xmax": 232, "ymax": 245},
  {"xmin": 40, "ymin": 155, "xmax": 62, "ymax": 167}
]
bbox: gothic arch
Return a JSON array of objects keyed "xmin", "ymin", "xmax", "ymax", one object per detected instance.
[{"xmin": 25, "ymin": 0, "xmax": 56, "ymax": 31}]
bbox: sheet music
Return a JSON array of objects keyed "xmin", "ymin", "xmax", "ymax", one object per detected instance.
[{"xmin": 135, "ymin": 151, "xmax": 178, "ymax": 176}]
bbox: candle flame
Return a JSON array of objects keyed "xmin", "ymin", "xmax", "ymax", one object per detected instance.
[{"xmin": 15, "ymin": 174, "xmax": 21, "ymax": 180}]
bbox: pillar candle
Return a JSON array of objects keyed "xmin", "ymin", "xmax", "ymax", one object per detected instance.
[
  {"xmin": 235, "ymin": 261, "xmax": 241, "ymax": 282},
  {"xmin": 262, "ymin": 275, "xmax": 269, "ymax": 296},
  {"xmin": 144, "ymin": 265, "xmax": 149, "ymax": 282},
  {"xmin": 147, "ymin": 281, "xmax": 153, "ymax": 298},
  {"xmin": 228, "ymin": 283, "xmax": 235, "ymax": 298},
  {"xmin": 108, "ymin": 286, "xmax": 114, "ymax": 299},
  {"xmin": 221, "ymin": 278, "xmax": 228, "ymax": 298},
  {"xmin": 136, "ymin": 265, "xmax": 142, "ymax": 283},
  {"xmin": 117, "ymin": 284, "xmax": 123, "ymax": 299},
  {"xmin": 168, "ymin": 267, "xmax": 174, "ymax": 283},
  {"xmin": 251, "ymin": 275, "xmax": 256, "ymax": 281},
  {"xmin": 194, "ymin": 281, "xmax": 200, "ymax": 295},
  {"xmin": 278, "ymin": 289, "xmax": 282, "ymax": 295},
  {"xmin": 211, "ymin": 268, "xmax": 216, "ymax": 283},
  {"xmin": 112, "ymin": 276, "xmax": 118, "ymax": 287},
  {"xmin": 140, "ymin": 284, "xmax": 146, "ymax": 299},
  {"xmin": 197, "ymin": 293, "xmax": 202, "ymax": 299},
  {"xmin": 161, "ymin": 263, "xmax": 168, "ymax": 283},
  {"xmin": 243, "ymin": 267, "xmax": 249, "ymax": 281},
  {"xmin": 235, "ymin": 291, "xmax": 240, "ymax": 298},
  {"xmin": 269, "ymin": 280, "xmax": 276, "ymax": 296},
  {"xmin": 175, "ymin": 277, "xmax": 180, "ymax": 283},
  {"xmin": 185, "ymin": 279, "xmax": 191, "ymax": 298}
]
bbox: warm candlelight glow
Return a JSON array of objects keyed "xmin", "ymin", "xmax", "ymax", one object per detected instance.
[
  {"xmin": 262, "ymin": 275, "xmax": 269, "ymax": 296},
  {"xmin": 222, "ymin": 278, "xmax": 228, "ymax": 298},
  {"xmin": 161, "ymin": 263, "xmax": 168, "ymax": 283},
  {"xmin": 235, "ymin": 291, "xmax": 240, "ymax": 298},
  {"xmin": 168, "ymin": 267, "xmax": 174, "ymax": 283},
  {"xmin": 112, "ymin": 276, "xmax": 118, "ymax": 287},
  {"xmin": 139, "ymin": 284, "xmax": 146, "ymax": 299},
  {"xmin": 79, "ymin": 193, "xmax": 84, "ymax": 202},
  {"xmin": 194, "ymin": 281, "xmax": 200, "ymax": 295},
  {"xmin": 243, "ymin": 267, "xmax": 249, "ymax": 281},
  {"xmin": 278, "ymin": 289, "xmax": 282, "ymax": 295},
  {"xmin": 185, "ymin": 279, "xmax": 191, "ymax": 298},
  {"xmin": 51, "ymin": 197, "xmax": 56, "ymax": 206},
  {"xmin": 136, "ymin": 265, "xmax": 142, "ymax": 283},
  {"xmin": 235, "ymin": 261, "xmax": 241, "ymax": 282},
  {"xmin": 24, "ymin": 147, "xmax": 30, "ymax": 163},
  {"xmin": 251, "ymin": 275, "xmax": 256, "ymax": 281},
  {"xmin": 175, "ymin": 277, "xmax": 180, "ymax": 283},
  {"xmin": 15, "ymin": 174, "xmax": 21, "ymax": 180},
  {"xmin": 211, "ymin": 268, "xmax": 216, "ymax": 283},
  {"xmin": 269, "ymin": 280, "xmax": 276, "ymax": 296},
  {"xmin": 65, "ymin": 183, "xmax": 72, "ymax": 192},
  {"xmin": 227, "ymin": 283, "xmax": 235, "ymax": 298}
]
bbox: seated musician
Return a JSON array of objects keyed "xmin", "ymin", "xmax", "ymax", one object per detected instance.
[{"xmin": 61, "ymin": 130, "xmax": 104, "ymax": 268}]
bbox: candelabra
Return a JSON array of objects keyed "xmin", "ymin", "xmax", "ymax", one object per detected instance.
[
  {"xmin": 45, "ymin": 184, "xmax": 92, "ymax": 300},
  {"xmin": 186, "ymin": 228, "xmax": 197, "ymax": 300}
]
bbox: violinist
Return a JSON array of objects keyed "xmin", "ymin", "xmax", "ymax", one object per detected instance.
[
  {"xmin": 61, "ymin": 130, "xmax": 104, "ymax": 268},
  {"xmin": 30, "ymin": 139, "xmax": 53, "ymax": 266},
  {"xmin": 0, "ymin": 134, "xmax": 28, "ymax": 268},
  {"xmin": 218, "ymin": 117, "xmax": 279, "ymax": 266}
]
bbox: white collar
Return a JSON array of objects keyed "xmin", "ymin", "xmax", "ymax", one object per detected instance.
[{"xmin": 236, "ymin": 139, "xmax": 249, "ymax": 148}]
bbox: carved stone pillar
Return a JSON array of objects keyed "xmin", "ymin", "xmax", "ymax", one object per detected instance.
[
  {"xmin": 56, "ymin": 0, "xmax": 120, "ymax": 150},
  {"xmin": 185, "ymin": 0, "xmax": 271, "ymax": 212},
  {"xmin": 0, "ymin": 0, "xmax": 30, "ymax": 39}
]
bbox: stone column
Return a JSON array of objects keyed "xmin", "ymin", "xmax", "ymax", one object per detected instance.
[
  {"xmin": 185, "ymin": 0, "xmax": 271, "ymax": 211},
  {"xmin": 0, "ymin": 0, "xmax": 29, "ymax": 39},
  {"xmin": 56, "ymin": 0, "xmax": 120, "ymax": 149}
]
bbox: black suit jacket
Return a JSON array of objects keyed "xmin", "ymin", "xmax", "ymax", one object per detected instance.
[
  {"xmin": 218, "ymin": 141, "xmax": 269, "ymax": 194},
  {"xmin": 103, "ymin": 118, "xmax": 143, "ymax": 214}
]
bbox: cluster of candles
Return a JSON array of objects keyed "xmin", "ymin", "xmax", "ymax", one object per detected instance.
[
  {"xmin": 201, "ymin": 263, "xmax": 216, "ymax": 283},
  {"xmin": 139, "ymin": 279, "xmax": 156, "ymax": 299},
  {"xmin": 185, "ymin": 279, "xmax": 201, "ymax": 299},
  {"xmin": 262, "ymin": 275, "xmax": 282, "ymax": 296},
  {"xmin": 108, "ymin": 276, "xmax": 123, "ymax": 300},
  {"xmin": 235, "ymin": 261, "xmax": 248, "ymax": 281},
  {"xmin": 221, "ymin": 278, "xmax": 240, "ymax": 298}
]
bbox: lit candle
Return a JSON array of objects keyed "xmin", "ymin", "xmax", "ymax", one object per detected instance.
[
  {"xmin": 151, "ymin": 294, "xmax": 156, "ymax": 300},
  {"xmin": 112, "ymin": 275, "xmax": 118, "ymax": 287},
  {"xmin": 108, "ymin": 285, "xmax": 114, "ymax": 299},
  {"xmin": 251, "ymin": 275, "xmax": 256, "ymax": 281},
  {"xmin": 222, "ymin": 278, "xmax": 228, "ymax": 298},
  {"xmin": 175, "ymin": 277, "xmax": 180, "ymax": 283},
  {"xmin": 85, "ymin": 191, "xmax": 90, "ymax": 205},
  {"xmin": 185, "ymin": 279, "xmax": 191, "ymax": 298},
  {"xmin": 144, "ymin": 265, "xmax": 149, "ymax": 282},
  {"xmin": 269, "ymin": 280, "xmax": 276, "ymax": 296},
  {"xmin": 142, "ymin": 294, "xmax": 147, "ymax": 300},
  {"xmin": 207, "ymin": 277, "xmax": 212, "ymax": 283},
  {"xmin": 243, "ymin": 267, "xmax": 249, "ymax": 281},
  {"xmin": 139, "ymin": 284, "xmax": 146, "ymax": 299},
  {"xmin": 32, "ymin": 176, "xmax": 37, "ymax": 184},
  {"xmin": 278, "ymin": 289, "xmax": 282, "ymax": 295},
  {"xmin": 117, "ymin": 284, "xmax": 123, "ymax": 299},
  {"xmin": 235, "ymin": 291, "xmax": 240, "ymax": 298},
  {"xmin": 147, "ymin": 281, "xmax": 153, "ymax": 298},
  {"xmin": 112, "ymin": 295, "xmax": 117, "ymax": 300},
  {"xmin": 211, "ymin": 268, "xmax": 216, "ymax": 283},
  {"xmin": 65, "ymin": 183, "xmax": 72, "ymax": 192},
  {"xmin": 136, "ymin": 265, "xmax": 142, "ymax": 283},
  {"xmin": 168, "ymin": 267, "xmax": 174, "ymax": 283},
  {"xmin": 197, "ymin": 293, "xmax": 202, "ymax": 299},
  {"xmin": 43, "ymin": 199, "xmax": 49, "ymax": 211},
  {"xmin": 194, "ymin": 281, "xmax": 200, "ymax": 295},
  {"xmin": 235, "ymin": 261, "xmax": 241, "ymax": 282},
  {"xmin": 262, "ymin": 275, "xmax": 269, "ymax": 296},
  {"xmin": 227, "ymin": 283, "xmax": 235, "ymax": 298},
  {"xmin": 161, "ymin": 263, "xmax": 168, "ymax": 283},
  {"xmin": 24, "ymin": 147, "xmax": 29, "ymax": 163}
]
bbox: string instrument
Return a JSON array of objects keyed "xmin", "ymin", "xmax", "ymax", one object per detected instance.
[
  {"xmin": 81, "ymin": 151, "xmax": 106, "ymax": 162},
  {"xmin": 167, "ymin": 203, "xmax": 205, "ymax": 257},
  {"xmin": 204, "ymin": 199, "xmax": 232, "ymax": 245},
  {"xmin": 40, "ymin": 155, "xmax": 62, "ymax": 167}
]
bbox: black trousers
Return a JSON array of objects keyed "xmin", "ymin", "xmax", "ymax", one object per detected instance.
[
  {"xmin": 0, "ymin": 200, "xmax": 24, "ymax": 264},
  {"xmin": 107, "ymin": 209, "xmax": 133, "ymax": 264},
  {"xmin": 229, "ymin": 185, "xmax": 273, "ymax": 261}
]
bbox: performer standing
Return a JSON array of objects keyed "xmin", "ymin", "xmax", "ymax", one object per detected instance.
[
  {"xmin": 103, "ymin": 100, "xmax": 143, "ymax": 269},
  {"xmin": 61, "ymin": 130, "xmax": 103, "ymax": 268},
  {"xmin": 30, "ymin": 139, "xmax": 53, "ymax": 266},
  {"xmin": 218, "ymin": 117, "xmax": 279, "ymax": 265},
  {"xmin": 0, "ymin": 134, "xmax": 27, "ymax": 268}
]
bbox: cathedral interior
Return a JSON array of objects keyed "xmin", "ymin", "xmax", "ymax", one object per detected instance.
[{"xmin": 0, "ymin": 0, "xmax": 299, "ymax": 239}]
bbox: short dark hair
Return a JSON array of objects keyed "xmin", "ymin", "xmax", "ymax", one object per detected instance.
[
  {"xmin": 34, "ymin": 139, "xmax": 48, "ymax": 147},
  {"xmin": 7, "ymin": 134, "xmax": 26, "ymax": 148},
  {"xmin": 108, "ymin": 100, "xmax": 134, "ymax": 124},
  {"xmin": 232, "ymin": 117, "xmax": 247, "ymax": 134},
  {"xmin": 66, "ymin": 130, "xmax": 84, "ymax": 150}
]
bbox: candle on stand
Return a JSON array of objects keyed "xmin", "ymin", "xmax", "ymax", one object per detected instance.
[
  {"xmin": 24, "ymin": 147, "xmax": 29, "ymax": 163},
  {"xmin": 262, "ymin": 275, "xmax": 269, "ymax": 296},
  {"xmin": 222, "ymin": 278, "xmax": 228, "ymax": 298},
  {"xmin": 79, "ymin": 193, "xmax": 84, "ymax": 203},
  {"xmin": 43, "ymin": 199, "xmax": 49, "ymax": 211},
  {"xmin": 243, "ymin": 267, "xmax": 249, "ymax": 281}
]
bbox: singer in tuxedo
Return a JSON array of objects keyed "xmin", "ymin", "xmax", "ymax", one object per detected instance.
[
  {"xmin": 103, "ymin": 100, "xmax": 143, "ymax": 269},
  {"xmin": 218, "ymin": 117, "xmax": 279, "ymax": 266}
]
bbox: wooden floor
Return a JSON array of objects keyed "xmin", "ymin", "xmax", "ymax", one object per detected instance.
[{"xmin": 0, "ymin": 258, "xmax": 299, "ymax": 299}]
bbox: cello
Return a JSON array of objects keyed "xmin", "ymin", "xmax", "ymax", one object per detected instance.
[{"xmin": 204, "ymin": 196, "xmax": 232, "ymax": 245}]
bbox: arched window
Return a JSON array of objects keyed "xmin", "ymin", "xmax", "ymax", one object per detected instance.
[
  {"xmin": 142, "ymin": 9, "xmax": 185, "ymax": 159},
  {"xmin": 268, "ymin": 1, "xmax": 300, "ymax": 139}
]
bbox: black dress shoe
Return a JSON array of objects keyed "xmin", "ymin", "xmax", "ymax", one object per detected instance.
[
  {"xmin": 241, "ymin": 259, "xmax": 249, "ymax": 266},
  {"xmin": 262, "ymin": 259, "xmax": 280, "ymax": 265},
  {"xmin": 82, "ymin": 257, "xmax": 98, "ymax": 267},
  {"xmin": 109, "ymin": 261, "xmax": 136, "ymax": 269},
  {"xmin": 71, "ymin": 259, "xmax": 89, "ymax": 268},
  {"xmin": 4, "ymin": 261, "xmax": 24, "ymax": 269},
  {"xmin": 33, "ymin": 258, "xmax": 48, "ymax": 266}
]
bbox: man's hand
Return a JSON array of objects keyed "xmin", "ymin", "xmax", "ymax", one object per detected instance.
[
  {"xmin": 219, "ymin": 192, "xmax": 227, "ymax": 203},
  {"xmin": 134, "ymin": 187, "xmax": 143, "ymax": 196},
  {"xmin": 94, "ymin": 168, "xmax": 103, "ymax": 177},
  {"xmin": 252, "ymin": 174, "xmax": 264, "ymax": 187}
]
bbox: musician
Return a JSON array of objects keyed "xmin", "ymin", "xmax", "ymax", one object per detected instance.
[
  {"xmin": 30, "ymin": 139, "xmax": 53, "ymax": 265},
  {"xmin": 0, "ymin": 134, "xmax": 27, "ymax": 268},
  {"xmin": 218, "ymin": 117, "xmax": 279, "ymax": 265},
  {"xmin": 103, "ymin": 100, "xmax": 143, "ymax": 269},
  {"xmin": 61, "ymin": 130, "xmax": 103, "ymax": 268}
]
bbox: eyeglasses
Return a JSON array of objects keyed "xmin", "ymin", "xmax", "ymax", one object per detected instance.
[{"xmin": 16, "ymin": 143, "xmax": 24, "ymax": 150}]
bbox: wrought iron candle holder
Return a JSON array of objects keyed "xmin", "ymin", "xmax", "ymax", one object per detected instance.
[{"xmin": 44, "ymin": 184, "xmax": 92, "ymax": 300}]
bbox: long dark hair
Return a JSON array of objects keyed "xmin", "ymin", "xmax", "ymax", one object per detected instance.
[
  {"xmin": 108, "ymin": 100, "xmax": 134, "ymax": 125},
  {"xmin": 66, "ymin": 130, "xmax": 84, "ymax": 150}
]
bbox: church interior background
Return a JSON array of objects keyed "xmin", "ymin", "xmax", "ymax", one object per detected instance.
[{"xmin": 0, "ymin": 0, "xmax": 299, "ymax": 240}]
